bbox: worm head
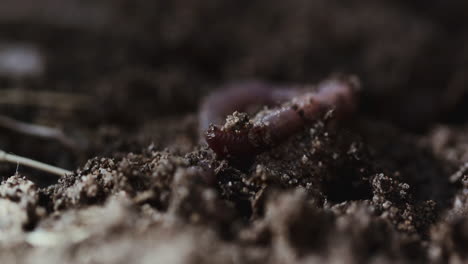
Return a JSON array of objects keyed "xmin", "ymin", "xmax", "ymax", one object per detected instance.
[{"xmin": 205, "ymin": 124, "xmax": 262, "ymax": 160}]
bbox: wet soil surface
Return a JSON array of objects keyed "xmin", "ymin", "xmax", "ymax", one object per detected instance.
[{"xmin": 1, "ymin": 1, "xmax": 468, "ymax": 263}]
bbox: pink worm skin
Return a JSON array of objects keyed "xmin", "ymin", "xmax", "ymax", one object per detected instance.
[
  {"xmin": 199, "ymin": 80, "xmax": 301, "ymax": 133},
  {"xmin": 202, "ymin": 76, "xmax": 360, "ymax": 159}
]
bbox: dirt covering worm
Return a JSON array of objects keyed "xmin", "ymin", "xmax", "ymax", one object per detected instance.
[{"xmin": 200, "ymin": 75, "xmax": 360, "ymax": 160}]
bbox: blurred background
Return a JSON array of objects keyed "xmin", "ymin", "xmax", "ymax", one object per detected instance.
[{"xmin": 0, "ymin": 0, "xmax": 467, "ymax": 182}]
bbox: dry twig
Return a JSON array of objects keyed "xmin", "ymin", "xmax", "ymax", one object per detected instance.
[
  {"xmin": 0, "ymin": 150, "xmax": 71, "ymax": 177},
  {"xmin": 0, "ymin": 89, "xmax": 91, "ymax": 111},
  {"xmin": 0, "ymin": 115, "xmax": 80, "ymax": 150}
]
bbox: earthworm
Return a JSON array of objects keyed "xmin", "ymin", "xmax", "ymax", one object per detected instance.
[
  {"xmin": 201, "ymin": 76, "xmax": 360, "ymax": 159},
  {"xmin": 199, "ymin": 80, "xmax": 301, "ymax": 134}
]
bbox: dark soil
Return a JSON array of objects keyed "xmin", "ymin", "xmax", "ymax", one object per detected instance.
[{"xmin": 1, "ymin": 1, "xmax": 468, "ymax": 263}]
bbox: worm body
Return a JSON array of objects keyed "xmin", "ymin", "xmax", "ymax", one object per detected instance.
[
  {"xmin": 199, "ymin": 81, "xmax": 300, "ymax": 134},
  {"xmin": 202, "ymin": 76, "xmax": 360, "ymax": 159}
]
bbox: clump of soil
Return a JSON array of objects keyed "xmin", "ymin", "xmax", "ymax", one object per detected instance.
[{"xmin": 1, "ymin": 0, "xmax": 468, "ymax": 263}]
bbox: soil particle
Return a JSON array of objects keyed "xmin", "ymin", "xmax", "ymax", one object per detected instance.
[
  {"xmin": 0, "ymin": 175, "xmax": 44, "ymax": 231},
  {"xmin": 45, "ymin": 150, "xmax": 189, "ymax": 211}
]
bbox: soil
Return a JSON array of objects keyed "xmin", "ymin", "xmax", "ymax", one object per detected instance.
[{"xmin": 1, "ymin": 1, "xmax": 468, "ymax": 263}]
